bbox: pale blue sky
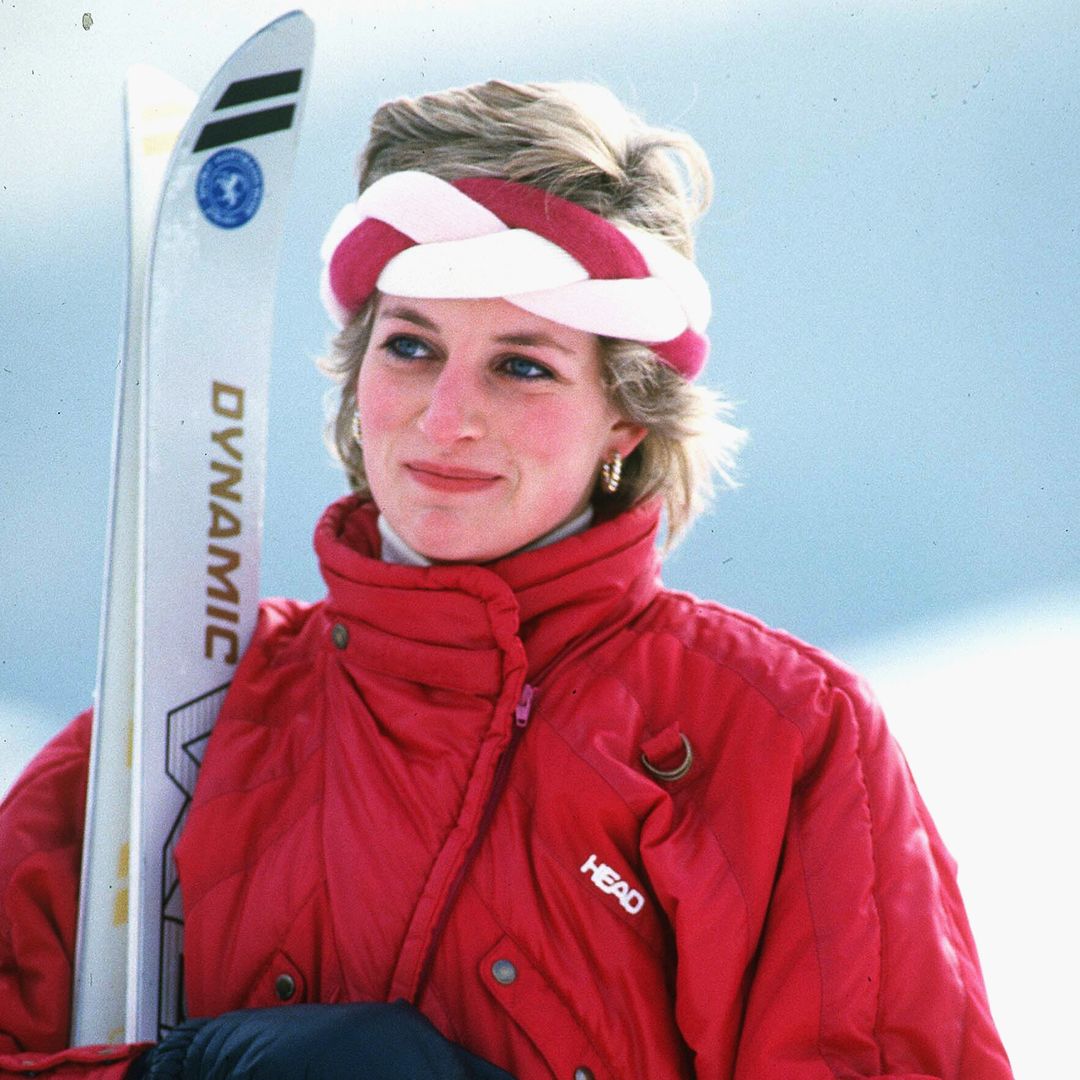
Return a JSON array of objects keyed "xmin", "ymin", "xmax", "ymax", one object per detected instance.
[{"xmin": 1, "ymin": 2, "xmax": 1077, "ymax": 1071}]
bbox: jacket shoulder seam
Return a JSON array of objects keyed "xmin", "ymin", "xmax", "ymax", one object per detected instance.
[{"xmin": 625, "ymin": 616, "xmax": 835, "ymax": 749}]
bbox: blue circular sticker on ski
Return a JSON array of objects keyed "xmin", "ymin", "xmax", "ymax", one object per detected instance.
[{"xmin": 196, "ymin": 148, "xmax": 264, "ymax": 229}]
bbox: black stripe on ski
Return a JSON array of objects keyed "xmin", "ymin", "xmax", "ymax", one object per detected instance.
[
  {"xmin": 193, "ymin": 104, "xmax": 297, "ymax": 152},
  {"xmin": 214, "ymin": 69, "xmax": 303, "ymax": 110}
]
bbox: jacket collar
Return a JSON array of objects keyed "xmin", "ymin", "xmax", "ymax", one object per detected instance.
[{"xmin": 313, "ymin": 496, "xmax": 663, "ymax": 694}]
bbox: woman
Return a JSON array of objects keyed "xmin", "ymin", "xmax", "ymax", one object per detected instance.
[{"xmin": 0, "ymin": 81, "xmax": 1012, "ymax": 1078}]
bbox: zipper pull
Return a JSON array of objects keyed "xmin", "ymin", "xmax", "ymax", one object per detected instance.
[{"xmin": 514, "ymin": 683, "xmax": 536, "ymax": 728}]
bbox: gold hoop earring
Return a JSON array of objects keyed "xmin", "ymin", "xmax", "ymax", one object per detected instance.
[
  {"xmin": 600, "ymin": 452, "xmax": 622, "ymax": 495},
  {"xmin": 351, "ymin": 411, "xmax": 363, "ymax": 447}
]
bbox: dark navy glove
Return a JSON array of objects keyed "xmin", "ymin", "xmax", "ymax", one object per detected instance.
[{"xmin": 129, "ymin": 1000, "xmax": 515, "ymax": 1079}]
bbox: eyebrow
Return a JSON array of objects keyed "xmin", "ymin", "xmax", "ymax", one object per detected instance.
[
  {"xmin": 494, "ymin": 332, "xmax": 574, "ymax": 356},
  {"xmin": 379, "ymin": 304, "xmax": 439, "ymax": 331},
  {"xmin": 378, "ymin": 304, "xmax": 575, "ymax": 356}
]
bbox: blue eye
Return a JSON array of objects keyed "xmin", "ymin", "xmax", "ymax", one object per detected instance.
[
  {"xmin": 503, "ymin": 355, "xmax": 552, "ymax": 380},
  {"xmin": 384, "ymin": 335, "xmax": 431, "ymax": 360}
]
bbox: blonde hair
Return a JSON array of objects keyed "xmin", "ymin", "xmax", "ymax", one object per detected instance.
[{"xmin": 320, "ymin": 80, "xmax": 745, "ymax": 547}]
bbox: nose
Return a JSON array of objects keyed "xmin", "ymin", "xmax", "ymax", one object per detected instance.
[{"xmin": 417, "ymin": 361, "xmax": 487, "ymax": 445}]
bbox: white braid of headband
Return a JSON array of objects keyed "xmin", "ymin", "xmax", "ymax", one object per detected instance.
[{"xmin": 320, "ymin": 170, "xmax": 711, "ymax": 378}]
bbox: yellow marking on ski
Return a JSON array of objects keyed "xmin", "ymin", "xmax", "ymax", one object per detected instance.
[
  {"xmin": 141, "ymin": 102, "xmax": 191, "ymax": 122},
  {"xmin": 142, "ymin": 132, "xmax": 182, "ymax": 157},
  {"xmin": 117, "ymin": 842, "xmax": 129, "ymax": 878},
  {"xmin": 112, "ymin": 887, "xmax": 128, "ymax": 927},
  {"xmin": 108, "ymin": 1025, "xmax": 125, "ymax": 1044}
]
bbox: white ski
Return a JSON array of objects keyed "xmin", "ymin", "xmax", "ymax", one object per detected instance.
[
  {"xmin": 73, "ymin": 11, "xmax": 314, "ymax": 1045},
  {"xmin": 73, "ymin": 65, "xmax": 197, "ymax": 1048}
]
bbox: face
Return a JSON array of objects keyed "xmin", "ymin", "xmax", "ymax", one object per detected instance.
[{"xmin": 356, "ymin": 295, "xmax": 645, "ymax": 563}]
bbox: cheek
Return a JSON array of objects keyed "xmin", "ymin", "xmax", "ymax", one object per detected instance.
[
  {"xmin": 516, "ymin": 399, "xmax": 610, "ymax": 473},
  {"xmin": 356, "ymin": 363, "xmax": 402, "ymax": 435}
]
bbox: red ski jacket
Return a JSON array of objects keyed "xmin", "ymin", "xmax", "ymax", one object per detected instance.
[{"xmin": 0, "ymin": 497, "xmax": 1013, "ymax": 1078}]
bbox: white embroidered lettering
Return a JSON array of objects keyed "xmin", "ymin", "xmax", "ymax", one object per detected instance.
[
  {"xmin": 594, "ymin": 864, "xmax": 619, "ymax": 890},
  {"xmin": 580, "ymin": 852, "xmax": 646, "ymax": 915}
]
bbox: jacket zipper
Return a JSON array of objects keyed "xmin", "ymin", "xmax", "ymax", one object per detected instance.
[{"xmin": 414, "ymin": 681, "xmax": 535, "ymax": 999}]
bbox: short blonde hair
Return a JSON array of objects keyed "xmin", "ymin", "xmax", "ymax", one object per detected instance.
[{"xmin": 320, "ymin": 80, "xmax": 745, "ymax": 546}]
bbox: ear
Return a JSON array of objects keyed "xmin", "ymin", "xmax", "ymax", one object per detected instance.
[{"xmin": 607, "ymin": 419, "xmax": 648, "ymax": 460}]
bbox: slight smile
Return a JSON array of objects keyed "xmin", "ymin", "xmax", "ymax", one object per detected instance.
[{"xmin": 404, "ymin": 460, "xmax": 503, "ymax": 493}]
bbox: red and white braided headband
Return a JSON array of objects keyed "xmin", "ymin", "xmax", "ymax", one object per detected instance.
[{"xmin": 319, "ymin": 170, "xmax": 711, "ymax": 379}]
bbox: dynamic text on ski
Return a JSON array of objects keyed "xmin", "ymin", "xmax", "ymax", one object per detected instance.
[{"xmin": 206, "ymin": 381, "xmax": 245, "ymax": 663}]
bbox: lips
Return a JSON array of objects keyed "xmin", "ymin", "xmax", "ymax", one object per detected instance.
[{"xmin": 404, "ymin": 460, "xmax": 502, "ymax": 493}]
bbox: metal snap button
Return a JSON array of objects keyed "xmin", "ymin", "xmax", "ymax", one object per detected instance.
[
  {"xmin": 491, "ymin": 958, "xmax": 517, "ymax": 985},
  {"xmin": 573, "ymin": 1068, "xmax": 595, "ymax": 1080},
  {"xmin": 331, "ymin": 623, "xmax": 349, "ymax": 649},
  {"xmin": 274, "ymin": 972, "xmax": 297, "ymax": 1000}
]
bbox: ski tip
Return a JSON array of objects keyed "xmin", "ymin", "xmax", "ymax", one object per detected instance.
[
  {"xmin": 268, "ymin": 9, "xmax": 314, "ymax": 27},
  {"xmin": 254, "ymin": 9, "xmax": 315, "ymax": 46},
  {"xmin": 124, "ymin": 66, "xmax": 197, "ymax": 165},
  {"xmin": 125, "ymin": 64, "xmax": 196, "ymax": 107}
]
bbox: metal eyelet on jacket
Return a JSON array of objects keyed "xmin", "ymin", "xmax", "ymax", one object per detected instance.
[
  {"xmin": 331, "ymin": 623, "xmax": 349, "ymax": 649},
  {"xmin": 274, "ymin": 972, "xmax": 297, "ymax": 1001},
  {"xmin": 640, "ymin": 732, "xmax": 693, "ymax": 782}
]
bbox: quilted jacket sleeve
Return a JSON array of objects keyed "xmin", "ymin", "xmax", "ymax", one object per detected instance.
[
  {"xmin": 0, "ymin": 711, "xmax": 148, "ymax": 1077},
  {"xmin": 729, "ymin": 675, "xmax": 1013, "ymax": 1079}
]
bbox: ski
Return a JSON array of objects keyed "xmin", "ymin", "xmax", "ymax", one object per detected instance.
[
  {"xmin": 73, "ymin": 65, "xmax": 197, "ymax": 1048},
  {"xmin": 72, "ymin": 11, "xmax": 314, "ymax": 1045}
]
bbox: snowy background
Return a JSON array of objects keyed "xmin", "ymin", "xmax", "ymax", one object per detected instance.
[{"xmin": 1, "ymin": 1, "xmax": 1077, "ymax": 1074}]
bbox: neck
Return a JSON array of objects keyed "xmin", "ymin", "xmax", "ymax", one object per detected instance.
[{"xmin": 378, "ymin": 506, "xmax": 596, "ymax": 567}]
